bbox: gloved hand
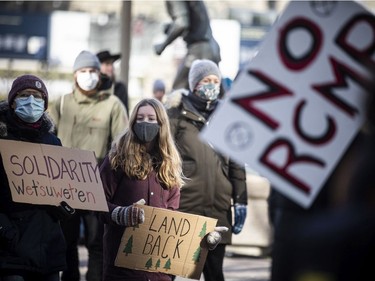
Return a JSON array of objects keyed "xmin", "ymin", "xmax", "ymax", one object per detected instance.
[
  {"xmin": 0, "ymin": 214, "xmax": 18, "ymax": 251},
  {"xmin": 232, "ymin": 204, "xmax": 247, "ymax": 234},
  {"xmin": 206, "ymin": 226, "xmax": 228, "ymax": 250},
  {"xmin": 46, "ymin": 201, "xmax": 75, "ymax": 221},
  {"xmin": 111, "ymin": 199, "xmax": 146, "ymax": 226},
  {"xmin": 0, "ymin": 225, "xmax": 17, "ymax": 241}
]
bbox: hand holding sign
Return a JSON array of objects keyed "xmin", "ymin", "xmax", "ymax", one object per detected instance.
[
  {"xmin": 115, "ymin": 205, "xmax": 218, "ymax": 279},
  {"xmin": 206, "ymin": 226, "xmax": 228, "ymax": 250},
  {"xmin": 111, "ymin": 199, "xmax": 146, "ymax": 226}
]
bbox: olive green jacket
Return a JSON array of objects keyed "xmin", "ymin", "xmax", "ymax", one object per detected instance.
[
  {"xmin": 49, "ymin": 88, "xmax": 128, "ymax": 162},
  {"xmin": 165, "ymin": 90, "xmax": 247, "ymax": 244}
]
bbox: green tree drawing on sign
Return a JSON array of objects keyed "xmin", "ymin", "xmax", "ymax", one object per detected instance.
[
  {"xmin": 164, "ymin": 258, "xmax": 172, "ymax": 270},
  {"xmin": 123, "ymin": 235, "xmax": 133, "ymax": 256},
  {"xmin": 145, "ymin": 257, "xmax": 153, "ymax": 269},
  {"xmin": 155, "ymin": 259, "xmax": 161, "ymax": 269},
  {"xmin": 192, "ymin": 246, "xmax": 201, "ymax": 263},
  {"xmin": 199, "ymin": 222, "xmax": 207, "ymax": 238}
]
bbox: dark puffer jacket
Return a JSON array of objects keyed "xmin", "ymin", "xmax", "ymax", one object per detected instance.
[
  {"xmin": 165, "ymin": 90, "xmax": 247, "ymax": 244},
  {"xmin": 0, "ymin": 101, "xmax": 67, "ymax": 274}
]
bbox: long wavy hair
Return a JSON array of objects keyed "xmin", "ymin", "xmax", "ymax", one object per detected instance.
[{"xmin": 109, "ymin": 98, "xmax": 184, "ymax": 189}]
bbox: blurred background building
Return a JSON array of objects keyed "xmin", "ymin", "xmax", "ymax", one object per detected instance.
[
  {"xmin": 0, "ymin": 0, "xmax": 286, "ymax": 108},
  {"xmin": 1, "ymin": 1, "xmax": 374, "ymax": 110}
]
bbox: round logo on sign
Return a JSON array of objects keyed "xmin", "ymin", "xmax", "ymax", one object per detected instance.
[
  {"xmin": 225, "ymin": 122, "xmax": 253, "ymax": 151},
  {"xmin": 310, "ymin": 1, "xmax": 337, "ymax": 17}
]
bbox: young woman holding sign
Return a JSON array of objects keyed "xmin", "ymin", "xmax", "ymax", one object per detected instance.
[{"xmin": 99, "ymin": 98, "xmax": 185, "ymax": 281}]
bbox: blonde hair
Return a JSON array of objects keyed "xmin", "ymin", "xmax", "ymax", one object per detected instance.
[{"xmin": 109, "ymin": 98, "xmax": 184, "ymax": 189}]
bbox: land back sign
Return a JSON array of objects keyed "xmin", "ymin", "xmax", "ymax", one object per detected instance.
[
  {"xmin": 0, "ymin": 139, "xmax": 108, "ymax": 211},
  {"xmin": 115, "ymin": 205, "xmax": 217, "ymax": 280},
  {"xmin": 201, "ymin": 0, "xmax": 374, "ymax": 208}
]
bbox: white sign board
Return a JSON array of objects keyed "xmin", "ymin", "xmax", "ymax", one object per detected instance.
[{"xmin": 201, "ymin": 1, "xmax": 374, "ymax": 208}]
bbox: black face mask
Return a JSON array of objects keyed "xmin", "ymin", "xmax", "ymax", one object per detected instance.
[{"xmin": 133, "ymin": 122, "xmax": 160, "ymax": 143}]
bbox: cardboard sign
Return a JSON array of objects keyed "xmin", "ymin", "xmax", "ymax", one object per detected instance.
[
  {"xmin": 201, "ymin": 1, "xmax": 374, "ymax": 208},
  {"xmin": 115, "ymin": 205, "xmax": 217, "ymax": 280},
  {"xmin": 0, "ymin": 139, "xmax": 108, "ymax": 211}
]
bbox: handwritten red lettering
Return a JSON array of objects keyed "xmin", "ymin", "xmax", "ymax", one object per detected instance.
[
  {"xmin": 232, "ymin": 70, "xmax": 293, "ymax": 130},
  {"xmin": 335, "ymin": 13, "xmax": 375, "ymax": 72},
  {"xmin": 293, "ymin": 100, "xmax": 337, "ymax": 145},
  {"xmin": 278, "ymin": 17, "xmax": 322, "ymax": 71},
  {"xmin": 260, "ymin": 138, "xmax": 325, "ymax": 194}
]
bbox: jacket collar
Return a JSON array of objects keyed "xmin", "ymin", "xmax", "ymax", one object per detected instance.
[
  {"xmin": 0, "ymin": 100, "xmax": 55, "ymax": 139},
  {"xmin": 73, "ymin": 87, "xmax": 111, "ymax": 104}
]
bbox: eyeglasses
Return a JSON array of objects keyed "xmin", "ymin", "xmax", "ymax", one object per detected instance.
[{"xmin": 16, "ymin": 90, "xmax": 44, "ymax": 101}]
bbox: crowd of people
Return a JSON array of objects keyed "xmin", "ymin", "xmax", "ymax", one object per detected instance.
[
  {"xmin": 0, "ymin": 53, "xmax": 246, "ymax": 281},
  {"xmin": 0, "ymin": 1, "xmax": 247, "ymax": 279},
  {"xmin": 1, "ymin": 1, "xmax": 374, "ymax": 281}
]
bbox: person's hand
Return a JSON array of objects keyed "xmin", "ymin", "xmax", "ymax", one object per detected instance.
[
  {"xmin": 47, "ymin": 201, "xmax": 75, "ymax": 221},
  {"xmin": 0, "ymin": 225, "xmax": 18, "ymax": 250},
  {"xmin": 0, "ymin": 225, "xmax": 17, "ymax": 242},
  {"xmin": 232, "ymin": 204, "xmax": 247, "ymax": 234},
  {"xmin": 154, "ymin": 43, "xmax": 165, "ymax": 55},
  {"xmin": 163, "ymin": 22, "xmax": 172, "ymax": 34},
  {"xmin": 206, "ymin": 226, "xmax": 228, "ymax": 250},
  {"xmin": 111, "ymin": 199, "xmax": 146, "ymax": 226}
]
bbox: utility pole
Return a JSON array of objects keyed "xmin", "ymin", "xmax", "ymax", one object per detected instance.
[{"xmin": 120, "ymin": 1, "xmax": 132, "ymax": 92}]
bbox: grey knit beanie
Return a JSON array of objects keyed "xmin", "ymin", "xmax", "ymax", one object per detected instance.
[
  {"xmin": 153, "ymin": 79, "xmax": 166, "ymax": 92},
  {"xmin": 73, "ymin": 50, "xmax": 101, "ymax": 72},
  {"xmin": 188, "ymin": 59, "xmax": 221, "ymax": 92}
]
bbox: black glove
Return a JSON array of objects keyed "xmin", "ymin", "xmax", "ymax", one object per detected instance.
[
  {"xmin": 48, "ymin": 201, "xmax": 75, "ymax": 221},
  {"xmin": 0, "ymin": 214, "xmax": 18, "ymax": 250}
]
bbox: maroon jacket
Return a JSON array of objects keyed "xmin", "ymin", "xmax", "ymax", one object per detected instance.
[{"xmin": 99, "ymin": 156, "xmax": 180, "ymax": 281}]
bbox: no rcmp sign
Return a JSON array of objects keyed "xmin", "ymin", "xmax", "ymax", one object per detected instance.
[{"xmin": 201, "ymin": 0, "xmax": 375, "ymax": 208}]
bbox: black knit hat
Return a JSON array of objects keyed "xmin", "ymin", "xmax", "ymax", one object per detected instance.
[{"xmin": 8, "ymin": 74, "xmax": 48, "ymax": 110}]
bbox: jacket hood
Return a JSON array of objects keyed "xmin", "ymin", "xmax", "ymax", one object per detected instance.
[
  {"xmin": 164, "ymin": 88, "xmax": 189, "ymax": 110},
  {"xmin": 0, "ymin": 100, "xmax": 56, "ymax": 138},
  {"xmin": 165, "ymin": 88, "xmax": 218, "ymax": 121}
]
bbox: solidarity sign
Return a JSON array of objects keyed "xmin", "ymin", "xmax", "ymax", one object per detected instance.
[
  {"xmin": 0, "ymin": 139, "xmax": 108, "ymax": 211},
  {"xmin": 201, "ymin": 1, "xmax": 374, "ymax": 208}
]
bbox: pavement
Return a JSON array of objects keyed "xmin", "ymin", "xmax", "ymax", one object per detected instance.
[{"xmin": 79, "ymin": 246, "xmax": 271, "ymax": 281}]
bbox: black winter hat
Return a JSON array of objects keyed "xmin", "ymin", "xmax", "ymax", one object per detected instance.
[
  {"xmin": 8, "ymin": 74, "xmax": 48, "ymax": 110},
  {"xmin": 96, "ymin": 50, "xmax": 121, "ymax": 63}
]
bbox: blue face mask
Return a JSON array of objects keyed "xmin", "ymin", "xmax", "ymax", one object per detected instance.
[
  {"xmin": 14, "ymin": 95, "xmax": 45, "ymax": 123},
  {"xmin": 194, "ymin": 83, "xmax": 220, "ymax": 101}
]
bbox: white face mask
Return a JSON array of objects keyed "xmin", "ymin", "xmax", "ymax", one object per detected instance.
[{"xmin": 76, "ymin": 72, "xmax": 99, "ymax": 91}]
